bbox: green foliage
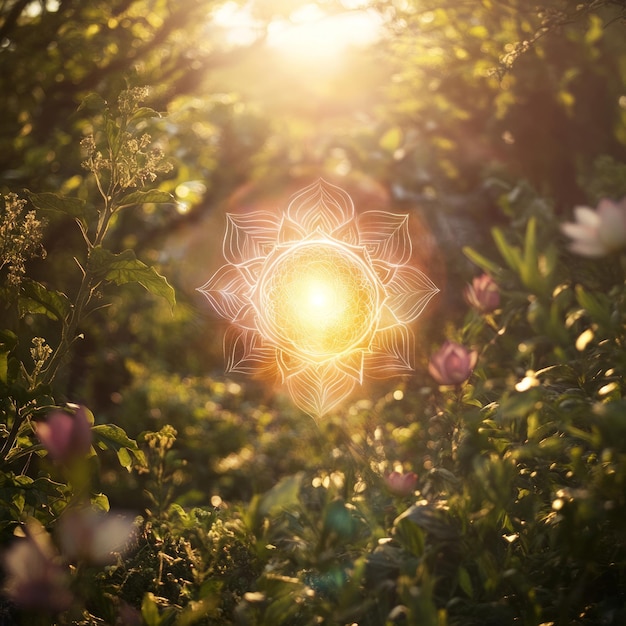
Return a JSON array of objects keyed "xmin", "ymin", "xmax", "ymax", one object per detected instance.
[{"xmin": 1, "ymin": 0, "xmax": 626, "ymax": 624}]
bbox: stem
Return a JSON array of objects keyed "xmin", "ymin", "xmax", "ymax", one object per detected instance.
[
  {"xmin": 40, "ymin": 269, "xmax": 94, "ymax": 388},
  {"xmin": 0, "ymin": 404, "xmax": 22, "ymax": 461}
]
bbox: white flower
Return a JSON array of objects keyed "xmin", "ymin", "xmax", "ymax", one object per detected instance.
[{"xmin": 560, "ymin": 198, "xmax": 626, "ymax": 257}]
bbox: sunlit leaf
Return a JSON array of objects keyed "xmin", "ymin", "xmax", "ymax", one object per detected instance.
[
  {"xmin": 25, "ymin": 190, "xmax": 87, "ymax": 219},
  {"xmin": 18, "ymin": 280, "xmax": 71, "ymax": 321},
  {"xmin": 88, "ymin": 247, "xmax": 175, "ymax": 309},
  {"xmin": 258, "ymin": 473, "xmax": 303, "ymax": 517},
  {"xmin": 116, "ymin": 189, "xmax": 173, "ymax": 208}
]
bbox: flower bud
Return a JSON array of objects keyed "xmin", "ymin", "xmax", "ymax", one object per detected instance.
[
  {"xmin": 2, "ymin": 518, "xmax": 72, "ymax": 612},
  {"xmin": 464, "ymin": 273, "xmax": 500, "ymax": 313},
  {"xmin": 35, "ymin": 405, "xmax": 92, "ymax": 463},
  {"xmin": 428, "ymin": 340, "xmax": 477, "ymax": 386},
  {"xmin": 385, "ymin": 471, "xmax": 418, "ymax": 497}
]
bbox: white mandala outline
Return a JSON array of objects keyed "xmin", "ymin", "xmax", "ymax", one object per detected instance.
[{"xmin": 198, "ymin": 179, "xmax": 439, "ymax": 417}]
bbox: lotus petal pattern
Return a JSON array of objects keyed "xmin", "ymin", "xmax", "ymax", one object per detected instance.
[{"xmin": 198, "ymin": 179, "xmax": 439, "ymax": 417}]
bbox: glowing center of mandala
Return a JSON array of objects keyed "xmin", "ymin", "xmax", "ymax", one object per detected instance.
[{"xmin": 257, "ymin": 241, "xmax": 380, "ymax": 360}]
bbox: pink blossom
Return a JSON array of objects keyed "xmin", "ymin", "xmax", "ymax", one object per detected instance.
[
  {"xmin": 560, "ymin": 198, "xmax": 626, "ymax": 257},
  {"xmin": 385, "ymin": 471, "xmax": 418, "ymax": 497},
  {"xmin": 34, "ymin": 405, "xmax": 92, "ymax": 463},
  {"xmin": 464, "ymin": 274, "xmax": 500, "ymax": 313},
  {"xmin": 2, "ymin": 518, "xmax": 72, "ymax": 612},
  {"xmin": 57, "ymin": 507, "xmax": 135, "ymax": 565},
  {"xmin": 428, "ymin": 340, "xmax": 478, "ymax": 386}
]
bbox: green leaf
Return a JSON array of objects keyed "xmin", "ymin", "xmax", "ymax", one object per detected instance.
[
  {"xmin": 575, "ymin": 285, "xmax": 612, "ymax": 329},
  {"xmin": 88, "ymin": 247, "xmax": 176, "ymax": 309},
  {"xmin": 0, "ymin": 351, "xmax": 8, "ymax": 385},
  {"xmin": 19, "ymin": 280, "xmax": 71, "ymax": 321},
  {"xmin": 462, "ymin": 246, "xmax": 502, "ymax": 275},
  {"xmin": 92, "ymin": 424, "xmax": 146, "ymax": 471},
  {"xmin": 492, "ymin": 227, "xmax": 522, "ymax": 273},
  {"xmin": 458, "ymin": 566, "xmax": 474, "ymax": 598},
  {"xmin": 77, "ymin": 92, "xmax": 107, "ymax": 112},
  {"xmin": 92, "ymin": 423, "xmax": 139, "ymax": 452},
  {"xmin": 116, "ymin": 189, "xmax": 173, "ymax": 208},
  {"xmin": 130, "ymin": 107, "xmax": 161, "ymax": 122},
  {"xmin": 90, "ymin": 492, "xmax": 110, "ymax": 512},
  {"xmin": 259, "ymin": 472, "xmax": 303, "ymax": 517},
  {"xmin": 520, "ymin": 217, "xmax": 539, "ymax": 290},
  {"xmin": 393, "ymin": 515, "xmax": 424, "ymax": 557},
  {"xmin": 141, "ymin": 593, "xmax": 162, "ymax": 626},
  {"xmin": 106, "ymin": 117, "xmax": 121, "ymax": 152},
  {"xmin": 117, "ymin": 447, "xmax": 133, "ymax": 472},
  {"xmin": 25, "ymin": 190, "xmax": 87, "ymax": 219}
]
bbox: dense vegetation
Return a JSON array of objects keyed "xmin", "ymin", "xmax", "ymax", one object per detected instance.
[{"xmin": 1, "ymin": 0, "xmax": 626, "ymax": 624}]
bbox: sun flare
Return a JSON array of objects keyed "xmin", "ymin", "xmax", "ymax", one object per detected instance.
[{"xmin": 198, "ymin": 179, "xmax": 439, "ymax": 417}]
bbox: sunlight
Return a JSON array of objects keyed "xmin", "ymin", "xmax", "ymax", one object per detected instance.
[
  {"xmin": 198, "ymin": 179, "xmax": 439, "ymax": 416},
  {"xmin": 258, "ymin": 240, "xmax": 381, "ymax": 359},
  {"xmin": 267, "ymin": 5, "xmax": 382, "ymax": 65},
  {"xmin": 212, "ymin": 2, "xmax": 382, "ymax": 66}
]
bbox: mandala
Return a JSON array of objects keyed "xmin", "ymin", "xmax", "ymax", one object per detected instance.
[{"xmin": 198, "ymin": 179, "xmax": 439, "ymax": 417}]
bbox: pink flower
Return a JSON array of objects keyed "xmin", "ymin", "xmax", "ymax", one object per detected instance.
[
  {"xmin": 34, "ymin": 405, "xmax": 92, "ymax": 463},
  {"xmin": 464, "ymin": 274, "xmax": 500, "ymax": 313},
  {"xmin": 57, "ymin": 507, "xmax": 135, "ymax": 565},
  {"xmin": 560, "ymin": 198, "xmax": 626, "ymax": 257},
  {"xmin": 428, "ymin": 340, "xmax": 477, "ymax": 386},
  {"xmin": 2, "ymin": 518, "xmax": 72, "ymax": 612},
  {"xmin": 385, "ymin": 471, "xmax": 418, "ymax": 497}
]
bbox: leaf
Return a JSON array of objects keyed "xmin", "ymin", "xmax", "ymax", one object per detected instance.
[
  {"xmin": 492, "ymin": 227, "xmax": 522, "ymax": 273},
  {"xmin": 520, "ymin": 217, "xmax": 540, "ymax": 292},
  {"xmin": 0, "ymin": 351, "xmax": 7, "ymax": 385},
  {"xmin": 393, "ymin": 515, "xmax": 424, "ymax": 557},
  {"xmin": 77, "ymin": 92, "xmax": 107, "ymax": 112},
  {"xmin": 91, "ymin": 492, "xmax": 110, "ymax": 512},
  {"xmin": 575, "ymin": 285, "xmax": 612, "ymax": 329},
  {"xmin": 463, "ymin": 246, "xmax": 502, "ymax": 275},
  {"xmin": 116, "ymin": 189, "xmax": 173, "ymax": 208},
  {"xmin": 258, "ymin": 473, "xmax": 303, "ymax": 517},
  {"xmin": 458, "ymin": 566, "xmax": 474, "ymax": 598},
  {"xmin": 117, "ymin": 447, "xmax": 133, "ymax": 472},
  {"xmin": 141, "ymin": 593, "xmax": 162, "ymax": 626},
  {"xmin": 18, "ymin": 280, "xmax": 71, "ymax": 321},
  {"xmin": 130, "ymin": 106, "xmax": 161, "ymax": 122},
  {"xmin": 92, "ymin": 424, "xmax": 139, "ymax": 452},
  {"xmin": 25, "ymin": 190, "xmax": 87, "ymax": 219},
  {"xmin": 88, "ymin": 247, "xmax": 175, "ymax": 309},
  {"xmin": 93, "ymin": 424, "xmax": 144, "ymax": 472}
]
